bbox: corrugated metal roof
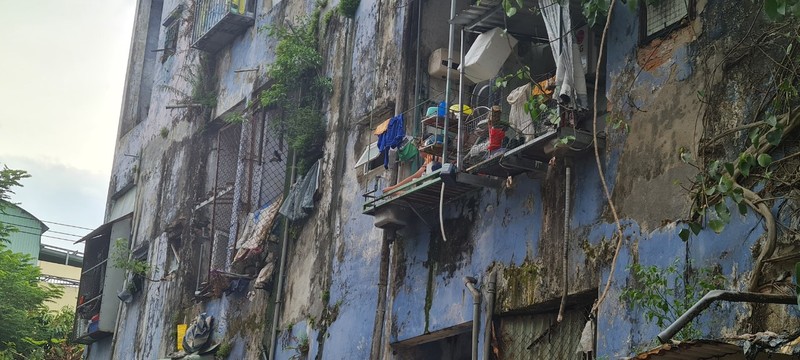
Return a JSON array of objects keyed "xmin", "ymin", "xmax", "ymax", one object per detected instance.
[
  {"xmin": 634, "ymin": 333, "xmax": 800, "ymax": 360},
  {"xmin": 633, "ymin": 341, "xmax": 743, "ymax": 360}
]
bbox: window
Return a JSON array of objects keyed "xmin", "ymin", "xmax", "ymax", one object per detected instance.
[
  {"xmin": 161, "ymin": 5, "xmax": 183, "ymax": 63},
  {"xmin": 354, "ymin": 141, "xmax": 383, "ymax": 173},
  {"xmin": 641, "ymin": 0, "xmax": 693, "ymax": 41}
]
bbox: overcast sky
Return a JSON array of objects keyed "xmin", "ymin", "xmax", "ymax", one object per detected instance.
[{"xmin": 0, "ymin": 1, "xmax": 136, "ymax": 252}]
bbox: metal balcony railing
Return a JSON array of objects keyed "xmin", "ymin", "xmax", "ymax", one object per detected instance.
[{"xmin": 192, "ymin": 0, "xmax": 255, "ymax": 53}]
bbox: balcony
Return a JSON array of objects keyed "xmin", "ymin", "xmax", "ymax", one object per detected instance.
[
  {"xmin": 361, "ymin": 107, "xmax": 605, "ymax": 229},
  {"xmin": 192, "ymin": 0, "xmax": 255, "ymax": 53}
]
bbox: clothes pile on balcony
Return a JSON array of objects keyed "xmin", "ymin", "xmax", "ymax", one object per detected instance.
[{"xmin": 279, "ymin": 159, "xmax": 321, "ymax": 221}]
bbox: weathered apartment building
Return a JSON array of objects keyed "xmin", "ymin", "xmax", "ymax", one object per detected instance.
[{"xmin": 73, "ymin": 0, "xmax": 800, "ymax": 359}]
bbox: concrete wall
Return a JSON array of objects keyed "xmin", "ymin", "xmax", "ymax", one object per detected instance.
[
  {"xmin": 91, "ymin": 0, "xmax": 800, "ymax": 359},
  {"xmin": 40, "ymin": 261, "xmax": 81, "ymax": 311}
]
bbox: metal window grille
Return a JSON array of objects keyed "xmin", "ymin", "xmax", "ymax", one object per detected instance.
[
  {"xmin": 193, "ymin": 112, "xmax": 288, "ymax": 294},
  {"xmin": 644, "ymin": 0, "xmax": 690, "ymax": 38},
  {"xmin": 192, "ymin": 124, "xmax": 241, "ymax": 293},
  {"xmin": 161, "ymin": 22, "xmax": 178, "ymax": 63},
  {"xmin": 496, "ymin": 307, "xmax": 594, "ymax": 360},
  {"xmin": 253, "ymin": 111, "xmax": 288, "ymax": 211}
]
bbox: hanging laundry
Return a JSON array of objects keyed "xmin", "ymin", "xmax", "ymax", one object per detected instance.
[
  {"xmin": 538, "ymin": 0, "xmax": 588, "ymax": 109},
  {"xmin": 373, "ymin": 118, "xmax": 390, "ymax": 135},
  {"xmin": 232, "ymin": 194, "xmax": 283, "ymax": 264},
  {"xmin": 377, "ymin": 114, "xmax": 405, "ymax": 169},
  {"xmin": 397, "ymin": 139, "xmax": 419, "ymax": 162},
  {"xmin": 507, "ymin": 83, "xmax": 535, "ymax": 141}
]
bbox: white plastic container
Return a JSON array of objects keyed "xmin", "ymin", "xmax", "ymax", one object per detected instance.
[{"xmin": 460, "ymin": 27, "xmax": 518, "ymax": 83}]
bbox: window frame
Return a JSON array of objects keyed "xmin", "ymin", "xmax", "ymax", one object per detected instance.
[
  {"xmin": 639, "ymin": 0, "xmax": 695, "ymax": 44},
  {"xmin": 160, "ymin": 4, "xmax": 183, "ymax": 63}
]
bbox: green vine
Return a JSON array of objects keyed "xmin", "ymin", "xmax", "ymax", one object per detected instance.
[
  {"xmin": 621, "ymin": 259, "xmax": 725, "ymax": 341},
  {"xmin": 259, "ymin": 7, "xmax": 331, "ymax": 171},
  {"xmin": 678, "ymin": 6, "xmax": 800, "ymax": 291}
]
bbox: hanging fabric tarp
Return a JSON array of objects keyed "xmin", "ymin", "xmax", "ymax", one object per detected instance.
[
  {"xmin": 279, "ymin": 159, "xmax": 321, "ymax": 221},
  {"xmin": 538, "ymin": 0, "xmax": 588, "ymax": 109},
  {"xmin": 232, "ymin": 194, "xmax": 283, "ymax": 264},
  {"xmin": 182, "ymin": 313, "xmax": 214, "ymax": 354}
]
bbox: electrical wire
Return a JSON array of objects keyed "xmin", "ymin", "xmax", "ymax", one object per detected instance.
[
  {"xmin": 9, "ymin": 229, "xmax": 82, "ymax": 243},
  {"xmin": 0, "ymin": 212, "xmax": 94, "ymax": 231}
]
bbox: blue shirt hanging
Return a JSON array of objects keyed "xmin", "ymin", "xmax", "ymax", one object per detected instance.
[{"xmin": 377, "ymin": 114, "xmax": 405, "ymax": 169}]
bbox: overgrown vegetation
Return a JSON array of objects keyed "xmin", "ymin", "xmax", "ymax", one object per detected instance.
[
  {"xmin": 215, "ymin": 341, "xmax": 232, "ymax": 359},
  {"xmin": 0, "ymin": 166, "xmax": 82, "ymax": 359},
  {"xmin": 338, "ymin": 0, "xmax": 360, "ymax": 18},
  {"xmin": 675, "ymin": 2, "xmax": 800, "ymax": 293},
  {"xmin": 223, "ymin": 111, "xmax": 246, "ymax": 124},
  {"xmin": 162, "ymin": 53, "xmax": 217, "ymax": 120},
  {"xmin": 622, "ymin": 260, "xmax": 724, "ymax": 340},
  {"xmin": 111, "ymin": 238, "xmax": 150, "ymax": 277},
  {"xmin": 259, "ymin": 5, "xmax": 331, "ymax": 171}
]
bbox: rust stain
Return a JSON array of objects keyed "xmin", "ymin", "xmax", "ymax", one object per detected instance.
[{"xmin": 637, "ymin": 26, "xmax": 695, "ymax": 71}]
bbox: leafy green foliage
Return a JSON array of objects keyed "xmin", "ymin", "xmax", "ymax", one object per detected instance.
[
  {"xmin": 338, "ymin": 0, "xmax": 360, "ymax": 18},
  {"xmin": 224, "ymin": 112, "xmax": 246, "ymax": 124},
  {"xmin": 764, "ymin": 0, "xmax": 800, "ymax": 21},
  {"xmin": 0, "ymin": 246, "xmax": 65, "ymax": 355},
  {"xmin": 622, "ymin": 260, "xmax": 725, "ymax": 340},
  {"xmin": 259, "ymin": 10, "xmax": 331, "ymax": 170},
  {"xmin": 581, "ymin": 0, "xmax": 610, "ymax": 27},
  {"xmin": 111, "ymin": 238, "xmax": 150, "ymax": 277},
  {"xmin": 495, "ymin": 66, "xmax": 562, "ymax": 126},
  {"xmin": 682, "ymin": 110, "xmax": 788, "ymax": 239},
  {"xmin": 0, "ymin": 167, "xmax": 82, "ymax": 359},
  {"xmin": 0, "ymin": 166, "xmax": 29, "ymax": 245}
]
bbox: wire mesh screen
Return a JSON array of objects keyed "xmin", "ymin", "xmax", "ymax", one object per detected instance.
[
  {"xmin": 253, "ymin": 111, "xmax": 288, "ymax": 211},
  {"xmin": 497, "ymin": 308, "xmax": 594, "ymax": 360},
  {"xmin": 645, "ymin": 0, "xmax": 689, "ymax": 37}
]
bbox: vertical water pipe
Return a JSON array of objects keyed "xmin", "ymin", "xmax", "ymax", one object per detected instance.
[
  {"xmin": 464, "ymin": 277, "xmax": 481, "ymax": 360},
  {"xmin": 442, "ymin": 0, "xmax": 456, "ymax": 163},
  {"xmin": 412, "ymin": 0, "xmax": 422, "ymax": 137},
  {"xmin": 557, "ymin": 165, "xmax": 570, "ymax": 322},
  {"xmin": 482, "ymin": 269, "xmax": 497, "ymax": 360},
  {"xmin": 457, "ymin": 27, "xmax": 465, "ymax": 170},
  {"xmin": 268, "ymin": 150, "xmax": 297, "ymax": 360}
]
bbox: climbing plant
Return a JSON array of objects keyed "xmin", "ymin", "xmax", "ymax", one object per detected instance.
[
  {"xmin": 672, "ymin": 4, "xmax": 800, "ymax": 293},
  {"xmin": 259, "ymin": 5, "xmax": 332, "ymax": 171},
  {"xmin": 621, "ymin": 260, "xmax": 725, "ymax": 340}
]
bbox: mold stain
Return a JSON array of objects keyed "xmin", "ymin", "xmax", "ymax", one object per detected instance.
[{"xmin": 498, "ymin": 261, "xmax": 543, "ymax": 313}]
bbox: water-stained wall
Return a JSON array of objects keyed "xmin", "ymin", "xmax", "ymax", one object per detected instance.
[{"xmin": 92, "ymin": 0, "xmax": 800, "ymax": 359}]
